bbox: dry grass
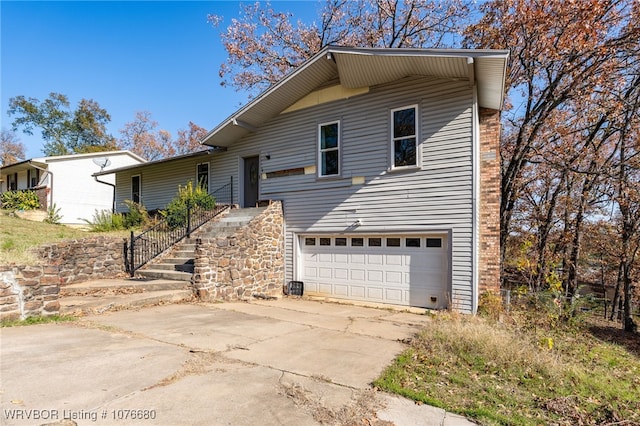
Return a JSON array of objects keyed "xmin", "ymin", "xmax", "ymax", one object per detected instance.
[
  {"xmin": 143, "ymin": 351, "xmax": 222, "ymax": 390},
  {"xmin": 279, "ymin": 381, "xmax": 392, "ymax": 426},
  {"xmin": 375, "ymin": 311, "xmax": 640, "ymax": 425},
  {"xmin": 0, "ymin": 212, "xmax": 127, "ymax": 265}
]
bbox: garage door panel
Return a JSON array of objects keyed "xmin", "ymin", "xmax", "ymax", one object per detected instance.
[
  {"xmin": 334, "ymin": 253, "xmax": 348, "ymax": 263},
  {"xmin": 350, "ymin": 286, "xmax": 366, "ymax": 298},
  {"xmin": 334, "ymin": 284, "xmax": 349, "ymax": 296},
  {"xmin": 367, "ymin": 270, "xmax": 383, "ymax": 282},
  {"xmin": 319, "ymin": 283, "xmax": 333, "ymax": 293},
  {"xmin": 367, "ymin": 287, "xmax": 384, "ymax": 300},
  {"xmin": 386, "ymin": 271, "xmax": 403, "ymax": 284},
  {"xmin": 386, "ymin": 255, "xmax": 403, "ymax": 266},
  {"xmin": 319, "ymin": 267, "xmax": 332, "ymax": 279},
  {"xmin": 335, "ymin": 268, "xmax": 348, "ymax": 280},
  {"xmin": 351, "ymin": 269, "xmax": 365, "ymax": 281},
  {"xmin": 305, "ymin": 281, "xmax": 319, "ymax": 293},
  {"xmin": 300, "ymin": 235, "xmax": 449, "ymax": 309},
  {"xmin": 385, "ymin": 288, "xmax": 403, "ymax": 302}
]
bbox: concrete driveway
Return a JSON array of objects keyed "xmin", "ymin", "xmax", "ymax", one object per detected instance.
[{"xmin": 1, "ymin": 299, "xmax": 472, "ymax": 425}]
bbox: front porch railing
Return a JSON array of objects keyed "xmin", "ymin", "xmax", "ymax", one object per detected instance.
[{"xmin": 124, "ymin": 177, "xmax": 233, "ymax": 276}]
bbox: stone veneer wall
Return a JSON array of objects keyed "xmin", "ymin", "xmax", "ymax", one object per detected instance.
[
  {"xmin": 478, "ymin": 108, "xmax": 502, "ymax": 294},
  {"xmin": 193, "ymin": 201, "xmax": 285, "ymax": 301},
  {"xmin": 1, "ymin": 266, "xmax": 61, "ymax": 320},
  {"xmin": 0, "ymin": 236, "xmax": 126, "ymax": 320}
]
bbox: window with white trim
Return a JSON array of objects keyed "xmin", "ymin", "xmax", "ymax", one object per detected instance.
[
  {"xmin": 318, "ymin": 121, "xmax": 340, "ymax": 177},
  {"xmin": 131, "ymin": 175, "xmax": 141, "ymax": 204},
  {"xmin": 391, "ymin": 105, "xmax": 418, "ymax": 168}
]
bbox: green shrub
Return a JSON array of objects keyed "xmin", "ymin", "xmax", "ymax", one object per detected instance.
[
  {"xmin": 0, "ymin": 190, "xmax": 41, "ymax": 210},
  {"xmin": 82, "ymin": 209, "xmax": 126, "ymax": 232},
  {"xmin": 122, "ymin": 199, "xmax": 150, "ymax": 229},
  {"xmin": 43, "ymin": 203, "xmax": 62, "ymax": 224},
  {"xmin": 478, "ymin": 290, "xmax": 505, "ymax": 320},
  {"xmin": 160, "ymin": 181, "xmax": 215, "ymax": 228}
]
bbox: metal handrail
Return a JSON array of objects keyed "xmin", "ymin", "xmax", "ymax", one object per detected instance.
[{"xmin": 124, "ymin": 177, "xmax": 233, "ymax": 276}]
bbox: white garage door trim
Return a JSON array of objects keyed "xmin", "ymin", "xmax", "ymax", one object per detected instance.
[{"xmin": 297, "ymin": 234, "xmax": 450, "ymax": 309}]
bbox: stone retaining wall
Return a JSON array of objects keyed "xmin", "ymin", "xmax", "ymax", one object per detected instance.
[
  {"xmin": 0, "ymin": 266, "xmax": 61, "ymax": 320},
  {"xmin": 0, "ymin": 236, "xmax": 126, "ymax": 320},
  {"xmin": 33, "ymin": 236, "xmax": 126, "ymax": 285},
  {"xmin": 193, "ymin": 201, "xmax": 285, "ymax": 301}
]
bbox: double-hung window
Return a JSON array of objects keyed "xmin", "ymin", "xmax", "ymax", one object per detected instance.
[
  {"xmin": 131, "ymin": 175, "xmax": 141, "ymax": 204},
  {"xmin": 391, "ymin": 105, "xmax": 418, "ymax": 169},
  {"xmin": 318, "ymin": 121, "xmax": 340, "ymax": 177},
  {"xmin": 197, "ymin": 162, "xmax": 209, "ymax": 192}
]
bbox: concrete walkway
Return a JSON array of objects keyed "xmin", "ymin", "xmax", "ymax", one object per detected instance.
[{"xmin": 1, "ymin": 299, "xmax": 474, "ymax": 425}]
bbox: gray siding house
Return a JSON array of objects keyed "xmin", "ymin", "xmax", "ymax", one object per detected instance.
[
  {"xmin": 106, "ymin": 46, "xmax": 507, "ymax": 313},
  {"xmin": 105, "ymin": 149, "xmax": 223, "ymax": 212}
]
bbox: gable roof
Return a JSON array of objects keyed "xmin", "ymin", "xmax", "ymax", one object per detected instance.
[{"xmin": 201, "ymin": 45, "xmax": 509, "ymax": 147}]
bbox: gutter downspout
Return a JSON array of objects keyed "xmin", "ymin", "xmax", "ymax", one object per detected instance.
[
  {"xmin": 28, "ymin": 161, "xmax": 53, "ymax": 210},
  {"xmin": 470, "ymin": 59, "xmax": 480, "ymax": 315},
  {"xmin": 94, "ymin": 175, "xmax": 116, "ymax": 213}
]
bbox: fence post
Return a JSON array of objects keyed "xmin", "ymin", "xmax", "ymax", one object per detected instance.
[
  {"xmin": 129, "ymin": 230, "xmax": 135, "ymax": 277},
  {"xmin": 186, "ymin": 203, "xmax": 192, "ymax": 238}
]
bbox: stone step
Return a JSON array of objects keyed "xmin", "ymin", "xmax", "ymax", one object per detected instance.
[
  {"xmin": 151, "ymin": 261, "xmax": 194, "ymax": 273},
  {"xmin": 135, "ymin": 269, "xmax": 192, "ymax": 282},
  {"xmin": 60, "ymin": 278, "xmax": 190, "ymax": 297},
  {"xmin": 169, "ymin": 250, "xmax": 196, "ymax": 258}
]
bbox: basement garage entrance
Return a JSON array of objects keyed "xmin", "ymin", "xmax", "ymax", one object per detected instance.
[{"xmin": 299, "ymin": 235, "xmax": 449, "ymax": 309}]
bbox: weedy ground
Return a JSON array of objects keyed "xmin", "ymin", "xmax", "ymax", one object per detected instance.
[
  {"xmin": 374, "ymin": 306, "xmax": 640, "ymax": 425},
  {"xmin": 0, "ymin": 211, "xmax": 127, "ymax": 265}
]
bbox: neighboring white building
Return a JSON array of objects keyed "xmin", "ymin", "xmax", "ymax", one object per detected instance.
[{"xmin": 0, "ymin": 150, "xmax": 146, "ymax": 224}]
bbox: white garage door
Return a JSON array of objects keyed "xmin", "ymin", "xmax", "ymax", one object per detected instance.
[{"xmin": 299, "ymin": 235, "xmax": 449, "ymax": 309}]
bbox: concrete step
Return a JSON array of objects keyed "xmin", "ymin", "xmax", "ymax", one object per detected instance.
[
  {"xmin": 60, "ymin": 289, "xmax": 194, "ymax": 315},
  {"xmin": 60, "ymin": 278, "xmax": 191, "ymax": 297},
  {"xmin": 135, "ymin": 269, "xmax": 192, "ymax": 282}
]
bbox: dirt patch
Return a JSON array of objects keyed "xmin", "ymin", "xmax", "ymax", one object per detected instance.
[
  {"xmin": 143, "ymin": 350, "xmax": 223, "ymax": 390},
  {"xmin": 279, "ymin": 381, "xmax": 393, "ymax": 426}
]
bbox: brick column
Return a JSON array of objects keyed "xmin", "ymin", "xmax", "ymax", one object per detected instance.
[{"xmin": 478, "ymin": 108, "xmax": 501, "ymax": 293}]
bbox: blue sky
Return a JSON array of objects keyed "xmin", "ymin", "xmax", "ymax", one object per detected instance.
[{"xmin": 1, "ymin": 1, "xmax": 317, "ymax": 159}]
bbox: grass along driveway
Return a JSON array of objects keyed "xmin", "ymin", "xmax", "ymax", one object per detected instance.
[
  {"xmin": 374, "ymin": 311, "xmax": 640, "ymax": 425},
  {"xmin": 0, "ymin": 212, "xmax": 127, "ymax": 265}
]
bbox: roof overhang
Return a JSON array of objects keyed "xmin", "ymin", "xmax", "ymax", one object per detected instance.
[
  {"xmin": 0, "ymin": 159, "xmax": 48, "ymax": 174},
  {"xmin": 93, "ymin": 147, "xmax": 225, "ymax": 176},
  {"xmin": 202, "ymin": 46, "xmax": 509, "ymax": 147}
]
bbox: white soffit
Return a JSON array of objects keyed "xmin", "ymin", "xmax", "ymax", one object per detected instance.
[{"xmin": 202, "ymin": 46, "xmax": 508, "ymax": 147}]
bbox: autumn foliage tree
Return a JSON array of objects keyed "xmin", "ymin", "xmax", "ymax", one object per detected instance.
[
  {"xmin": 209, "ymin": 0, "xmax": 470, "ymax": 92},
  {"xmin": 465, "ymin": 0, "xmax": 639, "ymax": 329},
  {"xmin": 119, "ymin": 111, "xmax": 208, "ymax": 161},
  {"xmin": 0, "ymin": 129, "xmax": 26, "ymax": 166},
  {"xmin": 119, "ymin": 111, "xmax": 176, "ymax": 161},
  {"xmin": 174, "ymin": 121, "xmax": 209, "ymax": 155}
]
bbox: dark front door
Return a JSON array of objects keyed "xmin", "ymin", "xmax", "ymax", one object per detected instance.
[{"xmin": 243, "ymin": 156, "xmax": 259, "ymax": 208}]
